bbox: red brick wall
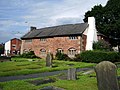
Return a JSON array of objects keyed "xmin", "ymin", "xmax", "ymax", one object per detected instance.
[
  {"xmin": 82, "ymin": 34, "xmax": 87, "ymax": 50},
  {"xmin": 21, "ymin": 36, "xmax": 83, "ymax": 58},
  {"xmin": 11, "ymin": 38, "xmax": 21, "ymax": 55}
]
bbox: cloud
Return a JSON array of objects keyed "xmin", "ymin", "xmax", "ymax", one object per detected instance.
[
  {"xmin": 21, "ymin": 0, "xmax": 108, "ymax": 28},
  {"xmin": 0, "ymin": 0, "xmax": 108, "ymax": 43}
]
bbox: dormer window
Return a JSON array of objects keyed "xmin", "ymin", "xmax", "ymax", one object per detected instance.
[{"xmin": 69, "ymin": 36, "xmax": 78, "ymax": 40}]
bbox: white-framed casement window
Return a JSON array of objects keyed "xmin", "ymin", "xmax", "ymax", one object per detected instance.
[
  {"xmin": 68, "ymin": 48, "xmax": 76, "ymax": 55},
  {"xmin": 12, "ymin": 51, "xmax": 17, "ymax": 54},
  {"xmin": 57, "ymin": 48, "xmax": 64, "ymax": 53},
  {"xmin": 23, "ymin": 49, "xmax": 28, "ymax": 53},
  {"xmin": 25, "ymin": 39, "xmax": 32, "ymax": 43},
  {"xmin": 12, "ymin": 44, "xmax": 16, "ymax": 49},
  {"xmin": 40, "ymin": 38, "xmax": 47, "ymax": 42},
  {"xmin": 69, "ymin": 36, "xmax": 78, "ymax": 40},
  {"xmin": 40, "ymin": 49, "xmax": 46, "ymax": 56}
]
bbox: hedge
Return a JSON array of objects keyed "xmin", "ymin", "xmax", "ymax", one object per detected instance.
[
  {"xmin": 78, "ymin": 51, "xmax": 120, "ymax": 63},
  {"xmin": 55, "ymin": 52, "xmax": 72, "ymax": 61},
  {"xmin": 20, "ymin": 51, "xmax": 38, "ymax": 58}
]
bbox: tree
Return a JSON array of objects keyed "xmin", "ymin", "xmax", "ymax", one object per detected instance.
[
  {"xmin": 0, "ymin": 44, "xmax": 4, "ymax": 55},
  {"xmin": 93, "ymin": 40, "xmax": 111, "ymax": 51},
  {"xmin": 83, "ymin": 0, "xmax": 120, "ymax": 52}
]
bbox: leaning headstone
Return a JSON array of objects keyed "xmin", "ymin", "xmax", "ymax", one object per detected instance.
[
  {"xmin": 46, "ymin": 53, "xmax": 52, "ymax": 67},
  {"xmin": 95, "ymin": 61, "xmax": 119, "ymax": 90},
  {"xmin": 68, "ymin": 68, "xmax": 76, "ymax": 80}
]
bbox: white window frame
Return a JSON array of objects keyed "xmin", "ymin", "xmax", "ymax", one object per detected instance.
[
  {"xmin": 40, "ymin": 49, "xmax": 46, "ymax": 55},
  {"xmin": 57, "ymin": 48, "xmax": 64, "ymax": 53},
  {"xmin": 68, "ymin": 48, "xmax": 76, "ymax": 55},
  {"xmin": 69, "ymin": 36, "xmax": 78, "ymax": 40},
  {"xmin": 40, "ymin": 38, "xmax": 47, "ymax": 42}
]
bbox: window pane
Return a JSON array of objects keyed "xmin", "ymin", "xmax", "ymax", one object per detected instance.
[{"xmin": 69, "ymin": 36, "xmax": 78, "ymax": 40}]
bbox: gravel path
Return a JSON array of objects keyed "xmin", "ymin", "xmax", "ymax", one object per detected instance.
[{"xmin": 0, "ymin": 68, "xmax": 93, "ymax": 82}]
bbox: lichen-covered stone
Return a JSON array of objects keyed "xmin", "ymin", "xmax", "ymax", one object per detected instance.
[
  {"xmin": 95, "ymin": 61, "xmax": 119, "ymax": 90},
  {"xmin": 46, "ymin": 53, "xmax": 52, "ymax": 67},
  {"xmin": 68, "ymin": 68, "xmax": 76, "ymax": 80}
]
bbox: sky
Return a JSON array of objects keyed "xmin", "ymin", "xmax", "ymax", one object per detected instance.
[{"xmin": 0, "ymin": 0, "xmax": 108, "ymax": 43}]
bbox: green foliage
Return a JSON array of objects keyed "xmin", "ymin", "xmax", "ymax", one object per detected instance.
[
  {"xmin": 20, "ymin": 51, "xmax": 38, "ymax": 58},
  {"xmin": 0, "ymin": 44, "xmax": 4, "ymax": 55},
  {"xmin": 0, "ymin": 73, "xmax": 98, "ymax": 90},
  {"xmin": 93, "ymin": 40, "xmax": 111, "ymax": 51},
  {"xmin": 0, "ymin": 80, "xmax": 37, "ymax": 90},
  {"xmin": 79, "ymin": 51, "xmax": 120, "ymax": 63},
  {"xmin": 55, "ymin": 52, "xmax": 72, "ymax": 61},
  {"xmin": 0, "ymin": 58, "xmax": 95, "ymax": 77}
]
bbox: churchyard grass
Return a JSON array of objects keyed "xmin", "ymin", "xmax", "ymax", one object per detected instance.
[
  {"xmin": 0, "ymin": 57, "xmax": 95, "ymax": 77},
  {"xmin": 1, "ymin": 67, "xmax": 120, "ymax": 90},
  {"xmin": 0, "ymin": 72, "xmax": 98, "ymax": 90},
  {"xmin": 1, "ymin": 59, "xmax": 120, "ymax": 90}
]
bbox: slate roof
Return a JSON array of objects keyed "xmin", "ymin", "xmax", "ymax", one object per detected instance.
[{"xmin": 21, "ymin": 23, "xmax": 88, "ymax": 39}]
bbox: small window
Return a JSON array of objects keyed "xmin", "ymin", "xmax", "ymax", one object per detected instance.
[
  {"xmin": 57, "ymin": 48, "xmax": 64, "ymax": 53},
  {"xmin": 40, "ymin": 38, "xmax": 46, "ymax": 42},
  {"xmin": 12, "ymin": 44, "xmax": 16, "ymax": 49},
  {"xmin": 68, "ymin": 48, "xmax": 76, "ymax": 55},
  {"xmin": 40, "ymin": 49, "xmax": 46, "ymax": 55},
  {"xmin": 23, "ymin": 49, "xmax": 28, "ymax": 53},
  {"xmin": 69, "ymin": 36, "xmax": 78, "ymax": 40},
  {"xmin": 25, "ymin": 39, "xmax": 32, "ymax": 42},
  {"xmin": 12, "ymin": 51, "xmax": 17, "ymax": 54},
  {"xmin": 12, "ymin": 44, "xmax": 16, "ymax": 47}
]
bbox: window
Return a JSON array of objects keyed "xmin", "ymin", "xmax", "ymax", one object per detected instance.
[
  {"xmin": 40, "ymin": 38, "xmax": 46, "ymax": 42},
  {"xmin": 23, "ymin": 49, "xmax": 28, "ymax": 53},
  {"xmin": 12, "ymin": 51, "xmax": 17, "ymax": 54},
  {"xmin": 57, "ymin": 48, "xmax": 64, "ymax": 53},
  {"xmin": 68, "ymin": 48, "xmax": 76, "ymax": 55},
  {"xmin": 25, "ymin": 39, "xmax": 32, "ymax": 42},
  {"xmin": 12, "ymin": 44, "xmax": 16, "ymax": 49},
  {"xmin": 69, "ymin": 36, "xmax": 78, "ymax": 40},
  {"xmin": 40, "ymin": 49, "xmax": 46, "ymax": 55}
]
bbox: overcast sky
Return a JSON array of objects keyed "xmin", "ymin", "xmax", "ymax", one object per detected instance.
[{"xmin": 0, "ymin": 0, "xmax": 108, "ymax": 43}]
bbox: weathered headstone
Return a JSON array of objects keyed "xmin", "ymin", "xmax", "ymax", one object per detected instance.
[
  {"xmin": 68, "ymin": 68, "xmax": 76, "ymax": 80},
  {"xmin": 46, "ymin": 53, "xmax": 52, "ymax": 67},
  {"xmin": 95, "ymin": 61, "xmax": 119, "ymax": 90}
]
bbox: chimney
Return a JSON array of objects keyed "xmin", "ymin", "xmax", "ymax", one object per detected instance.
[
  {"xmin": 86, "ymin": 17, "xmax": 98, "ymax": 50},
  {"xmin": 30, "ymin": 26, "xmax": 36, "ymax": 31},
  {"xmin": 88, "ymin": 17, "xmax": 95, "ymax": 30}
]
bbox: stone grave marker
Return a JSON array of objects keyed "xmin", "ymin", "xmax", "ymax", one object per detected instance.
[
  {"xmin": 46, "ymin": 53, "xmax": 52, "ymax": 67},
  {"xmin": 95, "ymin": 61, "xmax": 119, "ymax": 90},
  {"xmin": 68, "ymin": 68, "xmax": 76, "ymax": 80}
]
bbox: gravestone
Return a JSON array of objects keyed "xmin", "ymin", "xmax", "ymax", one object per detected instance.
[
  {"xmin": 95, "ymin": 61, "xmax": 119, "ymax": 90},
  {"xmin": 46, "ymin": 53, "xmax": 52, "ymax": 67},
  {"xmin": 68, "ymin": 68, "xmax": 76, "ymax": 80}
]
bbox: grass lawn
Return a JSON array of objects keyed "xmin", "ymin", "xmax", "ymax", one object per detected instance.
[
  {"xmin": 0, "ymin": 57, "xmax": 95, "ymax": 77},
  {"xmin": 0, "ymin": 72, "xmax": 98, "ymax": 90},
  {"xmin": 0, "ymin": 57, "xmax": 120, "ymax": 90},
  {"xmin": 0, "ymin": 68, "xmax": 120, "ymax": 90}
]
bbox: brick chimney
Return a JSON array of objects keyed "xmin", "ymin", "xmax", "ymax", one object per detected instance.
[{"xmin": 30, "ymin": 26, "xmax": 36, "ymax": 31}]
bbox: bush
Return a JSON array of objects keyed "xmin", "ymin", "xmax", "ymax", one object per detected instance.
[
  {"xmin": 93, "ymin": 40, "xmax": 112, "ymax": 51},
  {"xmin": 77, "ymin": 51, "xmax": 120, "ymax": 63},
  {"xmin": 20, "ymin": 51, "xmax": 38, "ymax": 58},
  {"xmin": 73, "ymin": 54, "xmax": 82, "ymax": 62},
  {"xmin": 55, "ymin": 52, "xmax": 72, "ymax": 61}
]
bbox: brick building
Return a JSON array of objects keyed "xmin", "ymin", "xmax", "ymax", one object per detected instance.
[
  {"xmin": 21, "ymin": 17, "xmax": 106, "ymax": 58},
  {"xmin": 5, "ymin": 38, "xmax": 21, "ymax": 56}
]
